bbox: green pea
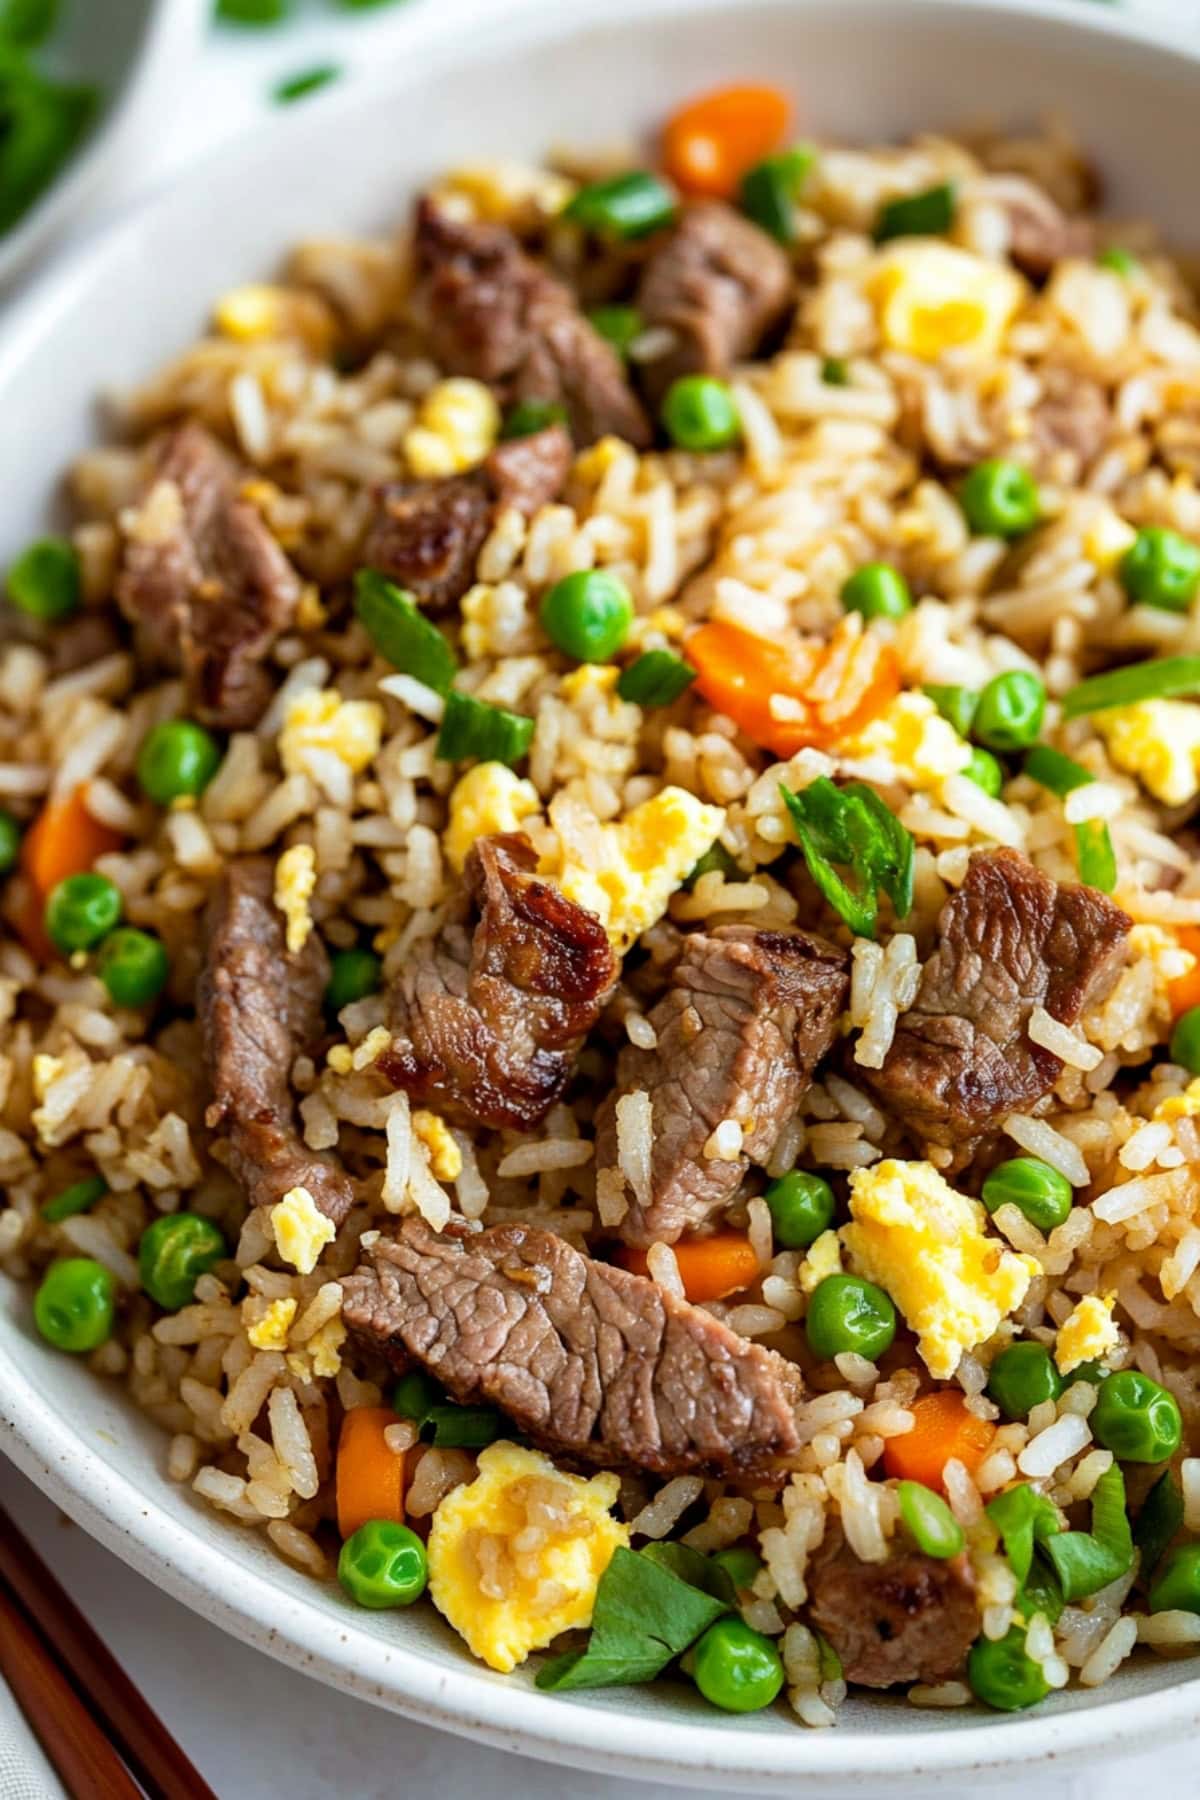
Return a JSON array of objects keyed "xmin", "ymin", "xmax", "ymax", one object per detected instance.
[
  {"xmin": 763, "ymin": 1169, "xmax": 835, "ymax": 1249},
  {"xmin": 392, "ymin": 1369, "xmax": 443, "ymax": 1421},
  {"xmin": 661, "ymin": 376, "xmax": 741, "ymax": 452},
  {"xmin": 691, "ymin": 1616, "xmax": 784, "ymax": 1713},
  {"xmin": 0, "ymin": 808, "xmax": 21, "ymax": 873},
  {"xmin": 986, "ymin": 1341, "xmax": 1063, "ymax": 1421},
  {"xmin": 500, "ymin": 398, "xmax": 567, "ymax": 441},
  {"xmin": 338, "ymin": 1519, "xmax": 428, "ymax": 1609},
  {"xmin": 97, "ymin": 928, "xmax": 169, "ymax": 1008},
  {"xmin": 973, "ymin": 671, "xmax": 1046, "ymax": 753},
  {"xmin": 540, "ymin": 569, "xmax": 634, "ymax": 662},
  {"xmin": 959, "ymin": 459, "xmax": 1040, "ymax": 539},
  {"xmin": 42, "ymin": 1174, "xmax": 107, "ymax": 1225},
  {"xmin": 325, "ymin": 947, "xmax": 382, "ymax": 1014},
  {"xmin": 1149, "ymin": 1543, "xmax": 1200, "ymax": 1615},
  {"xmin": 964, "ymin": 747, "xmax": 1003, "ymax": 798},
  {"xmin": 805, "ymin": 1273, "xmax": 896, "ymax": 1362},
  {"xmin": 588, "ymin": 305, "xmax": 643, "ymax": 356},
  {"xmin": 840, "ymin": 561, "xmax": 911, "ymax": 622},
  {"xmin": 981, "ymin": 1157, "xmax": 1072, "ymax": 1232},
  {"xmin": 7, "ymin": 536, "xmax": 80, "ymax": 620},
  {"xmin": 1097, "ymin": 246, "xmax": 1140, "ymax": 277},
  {"xmin": 1091, "ymin": 1369, "xmax": 1182, "ymax": 1463},
  {"xmin": 710, "ymin": 1546, "xmax": 763, "ymax": 1590},
  {"xmin": 1169, "ymin": 1006, "xmax": 1200, "ymax": 1075},
  {"xmin": 34, "ymin": 1257, "xmax": 115, "ymax": 1352},
  {"xmin": 136, "ymin": 720, "xmax": 222, "ymax": 806},
  {"xmin": 1119, "ymin": 526, "xmax": 1200, "ymax": 614},
  {"xmin": 138, "ymin": 1213, "xmax": 226, "ymax": 1312},
  {"xmin": 820, "ymin": 356, "xmax": 849, "ymax": 387},
  {"xmin": 897, "ymin": 1480, "xmax": 965, "ymax": 1559},
  {"xmin": 923, "ymin": 684, "xmax": 979, "ymax": 738},
  {"xmin": 44, "ymin": 872, "xmax": 122, "ymax": 956},
  {"xmin": 968, "ymin": 1627, "xmax": 1050, "ymax": 1712}
]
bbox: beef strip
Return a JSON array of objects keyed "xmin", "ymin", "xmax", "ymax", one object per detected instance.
[
  {"xmin": 594, "ymin": 925, "xmax": 849, "ymax": 1247},
  {"xmin": 862, "ymin": 848, "xmax": 1130, "ymax": 1157},
  {"xmin": 410, "ymin": 199, "xmax": 651, "ymax": 448},
  {"xmin": 634, "ymin": 201, "xmax": 793, "ymax": 411},
  {"xmin": 198, "ymin": 858, "xmax": 353, "ymax": 1224},
  {"xmin": 806, "ymin": 1542, "xmax": 980, "ymax": 1688},
  {"xmin": 115, "ymin": 422, "xmax": 301, "ymax": 729},
  {"xmin": 994, "ymin": 175, "xmax": 1095, "ymax": 280},
  {"xmin": 1028, "ymin": 364, "xmax": 1111, "ymax": 479},
  {"xmin": 362, "ymin": 424, "xmax": 571, "ymax": 614},
  {"xmin": 377, "ymin": 833, "xmax": 615, "ymax": 1132},
  {"xmin": 341, "ymin": 1218, "xmax": 804, "ymax": 1478}
]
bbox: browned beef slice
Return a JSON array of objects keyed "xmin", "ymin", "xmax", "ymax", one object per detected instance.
[
  {"xmin": 362, "ymin": 424, "xmax": 571, "ymax": 613},
  {"xmin": 115, "ymin": 422, "xmax": 300, "ymax": 729},
  {"xmin": 198, "ymin": 858, "xmax": 353, "ymax": 1224},
  {"xmin": 634, "ymin": 201, "xmax": 793, "ymax": 410},
  {"xmin": 1028, "ymin": 364, "xmax": 1111, "ymax": 478},
  {"xmin": 806, "ymin": 1544, "xmax": 979, "ymax": 1688},
  {"xmin": 341, "ymin": 1219, "xmax": 803, "ymax": 1477},
  {"xmin": 377, "ymin": 833, "xmax": 615, "ymax": 1131},
  {"xmin": 996, "ymin": 175, "xmax": 1095, "ymax": 280},
  {"xmin": 594, "ymin": 925, "xmax": 849, "ymax": 1248},
  {"xmin": 863, "ymin": 848, "xmax": 1130, "ymax": 1152},
  {"xmin": 411, "ymin": 200, "xmax": 651, "ymax": 448}
]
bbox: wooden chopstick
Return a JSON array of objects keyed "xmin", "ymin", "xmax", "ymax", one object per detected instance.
[
  {"xmin": 0, "ymin": 1501, "xmax": 218, "ymax": 1800},
  {"xmin": 0, "ymin": 1575, "xmax": 143, "ymax": 1800}
]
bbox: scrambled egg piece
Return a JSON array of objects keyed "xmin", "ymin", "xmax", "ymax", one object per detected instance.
[
  {"xmin": 404, "ymin": 377, "xmax": 500, "ymax": 478},
  {"xmin": 213, "ymin": 283, "xmax": 336, "ymax": 353},
  {"xmin": 552, "ymin": 786, "xmax": 725, "ymax": 952},
  {"xmin": 1153, "ymin": 1076, "xmax": 1200, "ymax": 1124},
  {"xmin": 842, "ymin": 1159, "xmax": 1039, "ymax": 1380},
  {"xmin": 1055, "ymin": 1293, "xmax": 1119, "ymax": 1375},
  {"xmin": 866, "ymin": 242, "xmax": 1026, "ymax": 360},
  {"xmin": 270, "ymin": 1186, "xmax": 335, "ymax": 1276},
  {"xmin": 1082, "ymin": 503, "xmax": 1137, "ymax": 573},
  {"xmin": 799, "ymin": 1227, "xmax": 843, "ymax": 1295},
  {"xmin": 307, "ymin": 1314, "xmax": 346, "ymax": 1378},
  {"xmin": 1094, "ymin": 699, "xmax": 1200, "ymax": 806},
  {"xmin": 427, "ymin": 1441, "xmax": 628, "ymax": 1673},
  {"xmin": 413, "ymin": 1110, "xmax": 463, "ymax": 1181},
  {"xmin": 433, "ymin": 161, "xmax": 575, "ymax": 225},
  {"xmin": 279, "ymin": 689, "xmax": 383, "ymax": 790},
  {"xmin": 444, "ymin": 762, "xmax": 542, "ymax": 873},
  {"xmin": 246, "ymin": 1296, "xmax": 297, "ymax": 1351},
  {"xmin": 843, "ymin": 690, "xmax": 971, "ymax": 788},
  {"xmin": 274, "ymin": 843, "xmax": 316, "ymax": 953}
]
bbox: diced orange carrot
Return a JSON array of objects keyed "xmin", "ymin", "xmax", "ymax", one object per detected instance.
[
  {"xmin": 881, "ymin": 1390, "xmax": 995, "ymax": 1491},
  {"xmin": 336, "ymin": 1406, "xmax": 406, "ymax": 1540},
  {"xmin": 1169, "ymin": 927, "xmax": 1200, "ymax": 1019},
  {"xmin": 662, "ymin": 83, "xmax": 792, "ymax": 199},
  {"xmin": 620, "ymin": 1232, "xmax": 761, "ymax": 1304},
  {"xmin": 687, "ymin": 615, "xmax": 899, "ymax": 758},
  {"xmin": 21, "ymin": 786, "xmax": 123, "ymax": 898}
]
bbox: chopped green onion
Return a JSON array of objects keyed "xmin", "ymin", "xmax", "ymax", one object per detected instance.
[
  {"xmin": 1043, "ymin": 1464, "xmax": 1134, "ymax": 1603},
  {"xmin": 1074, "ymin": 819, "xmax": 1117, "ymax": 893},
  {"xmin": 874, "ymin": 181, "xmax": 956, "ymax": 243},
  {"xmin": 424, "ymin": 1403, "xmax": 505, "ymax": 1449},
  {"xmin": 1062, "ymin": 655, "xmax": 1200, "ymax": 718},
  {"xmin": 897, "ymin": 1480, "xmax": 964, "ymax": 1560},
  {"xmin": 616, "ymin": 649, "xmax": 696, "ymax": 707},
  {"xmin": 780, "ymin": 776, "xmax": 914, "ymax": 940},
  {"xmin": 354, "ymin": 568, "xmax": 457, "ymax": 695},
  {"xmin": 820, "ymin": 356, "xmax": 849, "ymax": 387},
  {"xmin": 217, "ymin": 0, "xmax": 289, "ymax": 21},
  {"xmin": 986, "ymin": 1483, "xmax": 1063, "ymax": 1592},
  {"xmin": 739, "ymin": 145, "xmax": 816, "ymax": 244},
  {"xmin": 686, "ymin": 841, "xmax": 737, "ymax": 887},
  {"xmin": 273, "ymin": 65, "xmax": 340, "ymax": 104},
  {"xmin": 436, "ymin": 690, "xmax": 534, "ymax": 767},
  {"xmin": 41, "ymin": 1173, "xmax": 106, "ymax": 1224},
  {"xmin": 501, "ymin": 398, "xmax": 567, "ymax": 440},
  {"xmin": 564, "ymin": 171, "xmax": 676, "ymax": 241},
  {"xmin": 1023, "ymin": 744, "xmax": 1093, "ymax": 795},
  {"xmin": 923, "ymin": 683, "xmax": 978, "ymax": 738},
  {"xmin": 1134, "ymin": 1470, "xmax": 1184, "ymax": 1584},
  {"xmin": 1098, "ymin": 246, "xmax": 1139, "ymax": 277},
  {"xmin": 588, "ymin": 305, "xmax": 644, "ymax": 356}
]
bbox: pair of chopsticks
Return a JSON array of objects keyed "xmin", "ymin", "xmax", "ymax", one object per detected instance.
[{"xmin": 0, "ymin": 1498, "xmax": 217, "ymax": 1800}]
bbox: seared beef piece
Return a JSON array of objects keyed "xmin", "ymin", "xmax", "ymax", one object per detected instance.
[
  {"xmin": 363, "ymin": 425, "xmax": 571, "ymax": 613},
  {"xmin": 634, "ymin": 201, "xmax": 793, "ymax": 411},
  {"xmin": 341, "ymin": 1218, "xmax": 804, "ymax": 1478},
  {"xmin": 806, "ymin": 1543, "xmax": 980, "ymax": 1688},
  {"xmin": 595, "ymin": 925, "xmax": 849, "ymax": 1247},
  {"xmin": 1028, "ymin": 365, "xmax": 1111, "ymax": 479},
  {"xmin": 995, "ymin": 175, "xmax": 1095, "ymax": 280},
  {"xmin": 863, "ymin": 848, "xmax": 1130, "ymax": 1157},
  {"xmin": 50, "ymin": 611, "xmax": 123, "ymax": 675},
  {"xmin": 115, "ymin": 422, "xmax": 301, "ymax": 730},
  {"xmin": 198, "ymin": 859, "xmax": 353, "ymax": 1224},
  {"xmin": 377, "ymin": 833, "xmax": 615, "ymax": 1132},
  {"xmin": 411, "ymin": 200, "xmax": 651, "ymax": 448}
]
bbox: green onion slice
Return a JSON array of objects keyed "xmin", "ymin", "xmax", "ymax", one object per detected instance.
[
  {"xmin": 874, "ymin": 181, "xmax": 956, "ymax": 243},
  {"xmin": 739, "ymin": 145, "xmax": 816, "ymax": 244},
  {"xmin": 1023, "ymin": 745, "xmax": 1094, "ymax": 795},
  {"xmin": 564, "ymin": 171, "xmax": 676, "ymax": 241},
  {"xmin": 1062, "ymin": 655, "xmax": 1200, "ymax": 718},
  {"xmin": 1043, "ymin": 1465, "xmax": 1134, "ymax": 1603},
  {"xmin": 1134, "ymin": 1471, "xmax": 1184, "ymax": 1583},
  {"xmin": 274, "ymin": 65, "xmax": 340, "ymax": 103},
  {"xmin": 780, "ymin": 776, "xmax": 914, "ymax": 940},
  {"xmin": 354, "ymin": 568, "xmax": 457, "ymax": 695},
  {"xmin": 42, "ymin": 1173, "xmax": 107, "ymax": 1224},
  {"xmin": 436, "ymin": 690, "xmax": 534, "ymax": 767},
  {"xmin": 1074, "ymin": 819, "xmax": 1117, "ymax": 893},
  {"xmin": 616, "ymin": 650, "xmax": 697, "ymax": 707}
]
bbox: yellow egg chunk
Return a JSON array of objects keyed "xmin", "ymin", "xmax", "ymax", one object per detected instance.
[
  {"xmin": 843, "ymin": 690, "xmax": 971, "ymax": 788},
  {"xmin": 1094, "ymin": 699, "xmax": 1200, "ymax": 806},
  {"xmin": 404, "ymin": 377, "xmax": 500, "ymax": 477},
  {"xmin": 213, "ymin": 283, "xmax": 335, "ymax": 353},
  {"xmin": 413, "ymin": 1109, "xmax": 463, "ymax": 1181},
  {"xmin": 247, "ymin": 1296, "xmax": 297, "ymax": 1352},
  {"xmin": 841, "ymin": 1159, "xmax": 1039, "ymax": 1380},
  {"xmin": 553, "ymin": 787, "xmax": 725, "ymax": 952},
  {"xmin": 1082, "ymin": 503, "xmax": 1138, "ymax": 573},
  {"xmin": 1155, "ymin": 1076, "xmax": 1200, "ymax": 1123},
  {"xmin": 799, "ymin": 1227, "xmax": 843, "ymax": 1295},
  {"xmin": 443, "ymin": 762, "xmax": 542, "ymax": 873},
  {"xmin": 867, "ymin": 241, "xmax": 1026, "ymax": 360},
  {"xmin": 427, "ymin": 1442, "xmax": 628, "ymax": 1673},
  {"xmin": 270, "ymin": 1186, "xmax": 335, "ymax": 1276},
  {"xmin": 274, "ymin": 843, "xmax": 316, "ymax": 954},
  {"xmin": 279, "ymin": 689, "xmax": 383, "ymax": 792},
  {"xmin": 1055, "ymin": 1293, "xmax": 1119, "ymax": 1375}
]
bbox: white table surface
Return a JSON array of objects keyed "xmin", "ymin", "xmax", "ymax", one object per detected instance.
[{"xmin": 5, "ymin": 2, "xmax": 1200, "ymax": 1796}]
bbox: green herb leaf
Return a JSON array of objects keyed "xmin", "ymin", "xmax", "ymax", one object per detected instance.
[
  {"xmin": 274, "ymin": 64, "xmax": 340, "ymax": 104},
  {"xmin": 1074, "ymin": 819, "xmax": 1117, "ymax": 893},
  {"xmin": 1134, "ymin": 1470, "xmax": 1184, "ymax": 1583},
  {"xmin": 1062, "ymin": 655, "xmax": 1200, "ymax": 718},
  {"xmin": 535, "ymin": 1546, "xmax": 727, "ymax": 1691},
  {"xmin": 41, "ymin": 1173, "xmax": 106, "ymax": 1224},
  {"xmin": 0, "ymin": 0, "xmax": 58, "ymax": 49},
  {"xmin": 640, "ymin": 1541, "xmax": 738, "ymax": 1606},
  {"xmin": 780, "ymin": 776, "xmax": 914, "ymax": 939},
  {"xmin": 1023, "ymin": 745, "xmax": 1094, "ymax": 796},
  {"xmin": 354, "ymin": 568, "xmax": 458, "ymax": 695},
  {"xmin": 0, "ymin": 64, "xmax": 98, "ymax": 235},
  {"xmin": 616, "ymin": 650, "xmax": 697, "ymax": 708},
  {"xmin": 435, "ymin": 690, "xmax": 535, "ymax": 767},
  {"xmin": 986, "ymin": 1483, "xmax": 1064, "ymax": 1590},
  {"xmin": 685, "ymin": 840, "xmax": 738, "ymax": 888},
  {"xmin": 1043, "ymin": 1465, "xmax": 1134, "ymax": 1602}
]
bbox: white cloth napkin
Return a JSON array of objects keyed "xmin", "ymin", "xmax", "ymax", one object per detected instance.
[{"xmin": 0, "ymin": 1670, "xmax": 67, "ymax": 1800}]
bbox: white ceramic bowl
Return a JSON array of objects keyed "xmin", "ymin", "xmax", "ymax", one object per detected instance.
[
  {"xmin": 0, "ymin": 0, "xmax": 207, "ymax": 291},
  {"xmin": 4, "ymin": 0, "xmax": 1200, "ymax": 1787}
]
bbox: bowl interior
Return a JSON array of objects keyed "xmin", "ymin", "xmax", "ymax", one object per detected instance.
[{"xmin": 4, "ymin": 0, "xmax": 1200, "ymax": 1787}]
